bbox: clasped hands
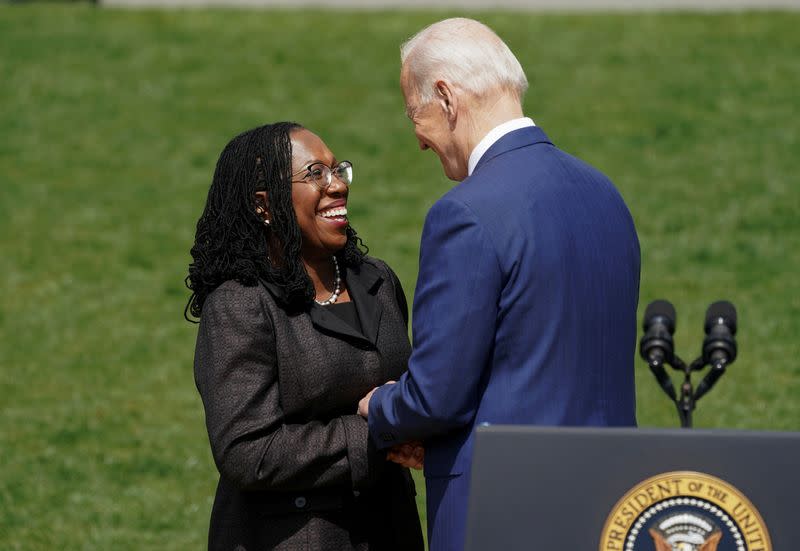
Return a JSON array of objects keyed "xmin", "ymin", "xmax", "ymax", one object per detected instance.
[
  {"xmin": 386, "ymin": 440, "xmax": 424, "ymax": 470},
  {"xmin": 358, "ymin": 381, "xmax": 424, "ymax": 470}
]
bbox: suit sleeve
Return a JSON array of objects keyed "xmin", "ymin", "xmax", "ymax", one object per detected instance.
[
  {"xmin": 194, "ymin": 285, "xmax": 378, "ymax": 492},
  {"xmin": 369, "ymin": 197, "xmax": 502, "ymax": 447}
]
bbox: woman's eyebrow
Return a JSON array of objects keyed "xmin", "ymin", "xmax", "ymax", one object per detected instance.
[{"xmin": 302, "ymin": 158, "xmax": 336, "ymax": 168}]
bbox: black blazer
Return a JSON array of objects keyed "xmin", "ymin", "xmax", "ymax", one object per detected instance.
[{"xmin": 194, "ymin": 257, "xmax": 423, "ymax": 551}]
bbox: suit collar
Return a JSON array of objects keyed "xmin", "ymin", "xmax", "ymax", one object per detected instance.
[
  {"xmin": 472, "ymin": 126, "xmax": 553, "ymax": 175},
  {"xmin": 262, "ymin": 259, "xmax": 384, "ymax": 345},
  {"xmin": 343, "ymin": 260, "xmax": 383, "ymax": 344},
  {"xmin": 468, "ymin": 117, "xmax": 536, "ymax": 176}
]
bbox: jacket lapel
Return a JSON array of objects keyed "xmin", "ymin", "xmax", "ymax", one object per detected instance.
[
  {"xmin": 308, "ymin": 260, "xmax": 384, "ymax": 346},
  {"xmin": 260, "ymin": 261, "xmax": 385, "ymax": 345},
  {"xmin": 346, "ymin": 261, "xmax": 383, "ymax": 345},
  {"xmin": 473, "ymin": 126, "xmax": 553, "ymax": 174},
  {"xmin": 309, "ymin": 303, "xmax": 367, "ymax": 342}
]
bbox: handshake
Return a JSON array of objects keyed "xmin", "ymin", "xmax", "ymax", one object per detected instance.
[{"xmin": 357, "ymin": 380, "xmax": 424, "ymax": 470}]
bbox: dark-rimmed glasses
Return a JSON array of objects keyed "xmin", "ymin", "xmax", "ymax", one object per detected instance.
[{"xmin": 291, "ymin": 161, "xmax": 353, "ymax": 191}]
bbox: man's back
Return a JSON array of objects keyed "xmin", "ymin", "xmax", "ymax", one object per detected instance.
[
  {"xmin": 418, "ymin": 125, "xmax": 640, "ymax": 478},
  {"xmin": 456, "ymin": 125, "xmax": 639, "ymax": 423}
]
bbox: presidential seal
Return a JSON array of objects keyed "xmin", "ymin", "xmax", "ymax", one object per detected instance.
[{"xmin": 599, "ymin": 471, "xmax": 771, "ymax": 551}]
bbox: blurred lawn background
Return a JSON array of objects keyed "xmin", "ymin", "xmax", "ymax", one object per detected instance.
[{"xmin": 1, "ymin": 3, "xmax": 799, "ymax": 549}]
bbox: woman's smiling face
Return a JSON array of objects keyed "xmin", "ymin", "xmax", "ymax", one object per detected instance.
[{"xmin": 289, "ymin": 128, "xmax": 351, "ymax": 262}]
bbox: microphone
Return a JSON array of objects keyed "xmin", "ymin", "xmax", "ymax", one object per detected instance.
[
  {"xmin": 640, "ymin": 300, "xmax": 677, "ymax": 400},
  {"xmin": 694, "ymin": 301, "xmax": 737, "ymax": 400}
]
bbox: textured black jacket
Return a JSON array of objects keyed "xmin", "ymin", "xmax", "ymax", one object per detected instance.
[{"xmin": 194, "ymin": 257, "xmax": 424, "ymax": 550}]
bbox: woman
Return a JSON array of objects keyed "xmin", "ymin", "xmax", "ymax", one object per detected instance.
[{"xmin": 186, "ymin": 122, "xmax": 424, "ymax": 550}]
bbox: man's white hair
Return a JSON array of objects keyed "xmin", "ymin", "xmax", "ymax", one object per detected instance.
[{"xmin": 401, "ymin": 18, "xmax": 529, "ymax": 105}]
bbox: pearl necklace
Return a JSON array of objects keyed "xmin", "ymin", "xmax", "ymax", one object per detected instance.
[{"xmin": 314, "ymin": 256, "xmax": 341, "ymax": 306}]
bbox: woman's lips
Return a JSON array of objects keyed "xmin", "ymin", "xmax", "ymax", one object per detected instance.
[{"xmin": 318, "ymin": 205, "xmax": 348, "ymax": 227}]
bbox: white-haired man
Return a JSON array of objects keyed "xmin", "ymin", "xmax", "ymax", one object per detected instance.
[{"xmin": 359, "ymin": 18, "xmax": 640, "ymax": 550}]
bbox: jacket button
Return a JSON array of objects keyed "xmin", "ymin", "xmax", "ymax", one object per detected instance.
[{"xmin": 294, "ymin": 496, "xmax": 307, "ymax": 508}]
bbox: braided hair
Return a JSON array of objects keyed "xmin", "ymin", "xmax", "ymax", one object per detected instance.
[{"xmin": 185, "ymin": 122, "xmax": 367, "ymax": 321}]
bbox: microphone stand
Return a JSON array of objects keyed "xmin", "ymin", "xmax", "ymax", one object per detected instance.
[
  {"xmin": 663, "ymin": 355, "xmax": 709, "ymax": 429},
  {"xmin": 670, "ymin": 355, "xmax": 692, "ymax": 428}
]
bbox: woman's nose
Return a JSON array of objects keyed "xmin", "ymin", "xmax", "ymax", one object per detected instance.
[{"xmin": 326, "ymin": 176, "xmax": 349, "ymax": 196}]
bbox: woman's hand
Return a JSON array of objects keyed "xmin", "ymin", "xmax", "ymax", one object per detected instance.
[{"xmin": 357, "ymin": 380, "xmax": 395, "ymax": 418}]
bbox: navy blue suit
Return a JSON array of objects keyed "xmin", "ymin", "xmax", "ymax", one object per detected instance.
[{"xmin": 369, "ymin": 126, "xmax": 640, "ymax": 550}]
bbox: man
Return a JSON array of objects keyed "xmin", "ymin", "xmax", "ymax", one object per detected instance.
[{"xmin": 358, "ymin": 18, "xmax": 640, "ymax": 551}]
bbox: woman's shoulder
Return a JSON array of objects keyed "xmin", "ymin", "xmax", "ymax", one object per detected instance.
[
  {"xmin": 202, "ymin": 280, "xmax": 271, "ymax": 316},
  {"xmin": 360, "ymin": 255, "xmax": 406, "ymax": 295},
  {"xmin": 208, "ymin": 279, "xmax": 268, "ymax": 297},
  {"xmin": 360, "ymin": 255, "xmax": 395, "ymax": 277}
]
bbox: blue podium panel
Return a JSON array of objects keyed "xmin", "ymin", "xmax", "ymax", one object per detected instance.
[{"xmin": 465, "ymin": 426, "xmax": 799, "ymax": 551}]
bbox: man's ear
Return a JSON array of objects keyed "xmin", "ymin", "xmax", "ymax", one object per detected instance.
[
  {"xmin": 254, "ymin": 191, "xmax": 271, "ymax": 224},
  {"xmin": 434, "ymin": 79, "xmax": 458, "ymax": 124}
]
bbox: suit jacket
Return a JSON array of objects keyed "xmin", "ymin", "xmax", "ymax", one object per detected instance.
[
  {"xmin": 194, "ymin": 256, "xmax": 424, "ymax": 551},
  {"xmin": 369, "ymin": 126, "xmax": 640, "ymax": 550}
]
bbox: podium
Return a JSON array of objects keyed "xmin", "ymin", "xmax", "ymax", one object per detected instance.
[{"xmin": 465, "ymin": 426, "xmax": 799, "ymax": 550}]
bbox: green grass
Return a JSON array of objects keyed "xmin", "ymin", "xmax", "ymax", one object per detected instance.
[{"xmin": 1, "ymin": 5, "xmax": 799, "ymax": 549}]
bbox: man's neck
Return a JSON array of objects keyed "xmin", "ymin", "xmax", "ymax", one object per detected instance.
[{"xmin": 464, "ymin": 92, "xmax": 525, "ymax": 156}]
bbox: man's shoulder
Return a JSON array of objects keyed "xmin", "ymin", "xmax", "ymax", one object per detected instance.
[
  {"xmin": 422, "ymin": 188, "xmax": 504, "ymax": 249},
  {"xmin": 427, "ymin": 189, "xmax": 477, "ymax": 222},
  {"xmin": 467, "ymin": 139, "xmax": 617, "ymax": 200},
  {"xmin": 433, "ymin": 163, "xmax": 522, "ymax": 217}
]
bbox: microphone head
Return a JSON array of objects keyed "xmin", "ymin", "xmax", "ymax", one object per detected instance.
[
  {"xmin": 705, "ymin": 300, "xmax": 737, "ymax": 334},
  {"xmin": 643, "ymin": 300, "xmax": 676, "ymax": 332}
]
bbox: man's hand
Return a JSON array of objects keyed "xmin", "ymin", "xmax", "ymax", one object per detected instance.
[
  {"xmin": 387, "ymin": 441, "xmax": 424, "ymax": 470},
  {"xmin": 357, "ymin": 380, "xmax": 395, "ymax": 418}
]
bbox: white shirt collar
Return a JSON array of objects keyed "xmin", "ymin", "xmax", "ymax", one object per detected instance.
[{"xmin": 467, "ymin": 117, "xmax": 536, "ymax": 176}]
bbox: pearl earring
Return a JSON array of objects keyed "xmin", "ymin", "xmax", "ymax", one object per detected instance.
[{"xmin": 256, "ymin": 207, "xmax": 270, "ymax": 226}]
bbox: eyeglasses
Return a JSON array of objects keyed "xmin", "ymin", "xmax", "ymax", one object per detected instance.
[{"xmin": 291, "ymin": 161, "xmax": 353, "ymax": 191}]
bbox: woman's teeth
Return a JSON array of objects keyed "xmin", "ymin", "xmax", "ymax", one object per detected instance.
[{"xmin": 320, "ymin": 207, "xmax": 348, "ymax": 219}]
